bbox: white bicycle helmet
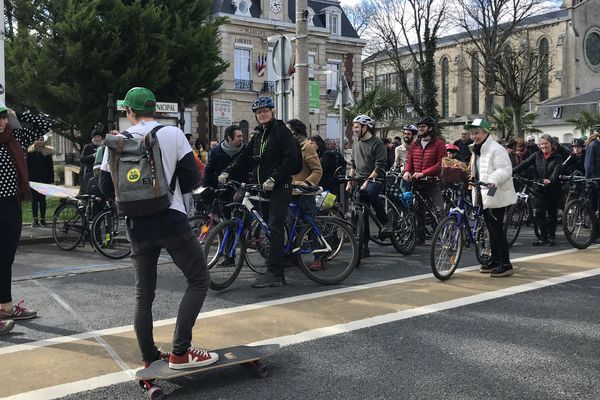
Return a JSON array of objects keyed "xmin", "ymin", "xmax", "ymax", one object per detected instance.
[{"xmin": 352, "ymin": 114, "xmax": 375, "ymax": 129}]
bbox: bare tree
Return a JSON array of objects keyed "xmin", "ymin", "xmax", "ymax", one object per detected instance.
[
  {"xmin": 366, "ymin": 0, "xmax": 448, "ymax": 118},
  {"xmin": 453, "ymin": 0, "xmax": 547, "ymax": 115},
  {"xmin": 342, "ymin": 2, "xmax": 372, "ymax": 37},
  {"xmin": 495, "ymin": 41, "xmax": 552, "ymax": 138}
]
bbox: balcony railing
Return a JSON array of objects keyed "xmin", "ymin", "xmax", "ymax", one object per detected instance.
[
  {"xmin": 262, "ymin": 81, "xmax": 276, "ymax": 93},
  {"xmin": 234, "ymin": 79, "xmax": 253, "ymax": 91}
]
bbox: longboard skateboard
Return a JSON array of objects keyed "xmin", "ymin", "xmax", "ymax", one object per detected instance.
[{"xmin": 135, "ymin": 344, "xmax": 280, "ymax": 400}]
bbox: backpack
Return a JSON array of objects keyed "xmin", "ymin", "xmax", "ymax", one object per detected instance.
[
  {"xmin": 290, "ymin": 137, "xmax": 303, "ymax": 175},
  {"xmin": 103, "ymin": 125, "xmax": 175, "ymax": 217}
]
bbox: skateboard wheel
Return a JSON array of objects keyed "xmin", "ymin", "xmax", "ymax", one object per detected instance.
[
  {"xmin": 256, "ymin": 364, "xmax": 270, "ymax": 378},
  {"xmin": 147, "ymin": 386, "xmax": 165, "ymax": 400}
]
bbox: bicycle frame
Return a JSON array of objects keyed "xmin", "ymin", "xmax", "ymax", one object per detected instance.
[{"xmin": 447, "ymin": 192, "xmax": 483, "ymax": 245}]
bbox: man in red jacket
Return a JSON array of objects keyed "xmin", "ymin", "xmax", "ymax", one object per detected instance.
[{"xmin": 402, "ymin": 116, "xmax": 446, "ymax": 243}]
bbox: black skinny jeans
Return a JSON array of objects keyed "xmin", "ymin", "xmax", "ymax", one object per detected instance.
[
  {"xmin": 359, "ymin": 181, "xmax": 388, "ymax": 245},
  {"xmin": 0, "ymin": 196, "xmax": 22, "ymax": 304},
  {"xmin": 31, "ymin": 189, "xmax": 47, "ymax": 220},
  {"xmin": 130, "ymin": 229, "xmax": 210, "ymax": 362},
  {"xmin": 260, "ymin": 185, "xmax": 292, "ymax": 277},
  {"xmin": 533, "ymin": 188, "xmax": 562, "ymax": 240},
  {"xmin": 483, "ymin": 206, "xmax": 511, "ymax": 266}
]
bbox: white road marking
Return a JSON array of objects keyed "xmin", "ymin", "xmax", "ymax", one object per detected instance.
[{"xmin": 7, "ymin": 266, "xmax": 600, "ymax": 400}]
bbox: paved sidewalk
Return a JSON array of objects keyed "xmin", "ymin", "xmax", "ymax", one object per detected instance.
[{"xmin": 20, "ymin": 224, "xmax": 54, "ymax": 246}]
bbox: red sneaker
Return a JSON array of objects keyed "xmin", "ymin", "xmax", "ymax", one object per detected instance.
[
  {"xmin": 169, "ymin": 347, "xmax": 219, "ymax": 370},
  {"xmin": 0, "ymin": 300, "xmax": 37, "ymax": 321},
  {"xmin": 144, "ymin": 348, "xmax": 171, "ymax": 368},
  {"xmin": 308, "ymin": 260, "xmax": 325, "ymax": 271}
]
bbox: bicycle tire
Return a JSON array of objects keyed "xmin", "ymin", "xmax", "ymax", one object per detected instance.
[
  {"xmin": 295, "ymin": 216, "xmax": 358, "ymax": 285},
  {"xmin": 204, "ymin": 219, "xmax": 245, "ymax": 290},
  {"xmin": 187, "ymin": 214, "xmax": 214, "ymax": 243},
  {"xmin": 562, "ymin": 199, "xmax": 596, "ymax": 249},
  {"xmin": 91, "ymin": 210, "xmax": 131, "ymax": 259},
  {"xmin": 504, "ymin": 202, "xmax": 525, "ymax": 247},
  {"xmin": 244, "ymin": 219, "xmax": 269, "ymax": 274},
  {"xmin": 430, "ymin": 215, "xmax": 464, "ymax": 281},
  {"xmin": 369, "ymin": 214, "xmax": 393, "ymax": 246},
  {"xmin": 529, "ymin": 201, "xmax": 543, "ymax": 241},
  {"xmin": 52, "ymin": 202, "xmax": 84, "ymax": 251},
  {"xmin": 474, "ymin": 217, "xmax": 492, "ymax": 265},
  {"xmin": 391, "ymin": 205, "xmax": 416, "ymax": 255},
  {"xmin": 356, "ymin": 210, "xmax": 366, "ymax": 262}
]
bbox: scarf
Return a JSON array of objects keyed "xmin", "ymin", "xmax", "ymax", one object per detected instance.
[
  {"xmin": 471, "ymin": 133, "xmax": 490, "ymax": 157},
  {"xmin": 220, "ymin": 139, "xmax": 243, "ymax": 158},
  {"xmin": 0, "ymin": 125, "xmax": 30, "ymax": 201}
]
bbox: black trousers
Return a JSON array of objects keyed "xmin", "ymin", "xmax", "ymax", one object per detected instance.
[
  {"xmin": 533, "ymin": 188, "xmax": 562, "ymax": 240},
  {"xmin": 260, "ymin": 185, "xmax": 292, "ymax": 277},
  {"xmin": 31, "ymin": 189, "xmax": 47, "ymax": 220},
  {"xmin": 483, "ymin": 206, "xmax": 510, "ymax": 266},
  {"xmin": 0, "ymin": 196, "xmax": 22, "ymax": 304},
  {"xmin": 130, "ymin": 229, "xmax": 210, "ymax": 362}
]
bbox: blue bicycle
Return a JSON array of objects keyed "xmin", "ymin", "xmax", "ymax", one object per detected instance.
[
  {"xmin": 430, "ymin": 181, "xmax": 492, "ymax": 280},
  {"xmin": 203, "ymin": 181, "xmax": 359, "ymax": 290}
]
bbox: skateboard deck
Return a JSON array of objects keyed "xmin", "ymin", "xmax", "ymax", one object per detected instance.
[{"xmin": 136, "ymin": 344, "xmax": 280, "ymax": 381}]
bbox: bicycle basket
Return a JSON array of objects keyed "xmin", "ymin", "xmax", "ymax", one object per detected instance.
[
  {"xmin": 316, "ymin": 191, "xmax": 337, "ymax": 211},
  {"xmin": 441, "ymin": 157, "xmax": 468, "ymax": 184}
]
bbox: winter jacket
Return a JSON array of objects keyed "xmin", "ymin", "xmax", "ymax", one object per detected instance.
[
  {"xmin": 470, "ymin": 136, "xmax": 516, "ymax": 209},
  {"xmin": 293, "ymin": 139, "xmax": 322, "ymax": 186},
  {"xmin": 585, "ymin": 138, "xmax": 600, "ymax": 179},
  {"xmin": 225, "ymin": 119, "xmax": 300, "ymax": 188},
  {"xmin": 319, "ymin": 150, "xmax": 344, "ymax": 196},
  {"xmin": 27, "ymin": 147, "xmax": 54, "ymax": 184},
  {"xmin": 203, "ymin": 141, "xmax": 247, "ymax": 188},
  {"xmin": 80, "ymin": 142, "xmax": 99, "ymax": 193},
  {"xmin": 513, "ymin": 151, "xmax": 563, "ymax": 190},
  {"xmin": 562, "ymin": 152, "xmax": 586, "ymax": 176},
  {"xmin": 453, "ymin": 138, "xmax": 474, "ymax": 164},
  {"xmin": 404, "ymin": 136, "xmax": 446, "ymax": 176}
]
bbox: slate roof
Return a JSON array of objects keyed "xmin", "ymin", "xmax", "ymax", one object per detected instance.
[{"xmin": 538, "ymin": 88, "xmax": 600, "ymax": 107}]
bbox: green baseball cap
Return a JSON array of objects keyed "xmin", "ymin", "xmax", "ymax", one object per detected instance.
[
  {"xmin": 122, "ymin": 87, "xmax": 156, "ymax": 112},
  {"xmin": 0, "ymin": 100, "xmax": 11, "ymax": 113},
  {"xmin": 464, "ymin": 118, "xmax": 491, "ymax": 131}
]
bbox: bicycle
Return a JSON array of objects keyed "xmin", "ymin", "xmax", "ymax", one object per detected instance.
[
  {"xmin": 187, "ymin": 186, "xmax": 226, "ymax": 243},
  {"xmin": 503, "ymin": 176, "xmax": 544, "ymax": 247},
  {"xmin": 344, "ymin": 176, "xmax": 408, "ymax": 262},
  {"xmin": 561, "ymin": 175, "xmax": 600, "ymax": 249},
  {"xmin": 430, "ymin": 181, "xmax": 492, "ymax": 281},
  {"xmin": 405, "ymin": 176, "xmax": 441, "ymax": 241},
  {"xmin": 52, "ymin": 196, "xmax": 131, "ymax": 259},
  {"xmin": 203, "ymin": 181, "xmax": 358, "ymax": 290}
]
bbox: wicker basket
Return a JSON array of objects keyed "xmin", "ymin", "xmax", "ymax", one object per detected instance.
[{"xmin": 441, "ymin": 157, "xmax": 468, "ymax": 184}]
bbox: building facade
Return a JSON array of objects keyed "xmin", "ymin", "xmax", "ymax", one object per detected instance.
[
  {"xmin": 204, "ymin": 0, "xmax": 365, "ymax": 143},
  {"xmin": 362, "ymin": 0, "xmax": 600, "ymax": 142}
]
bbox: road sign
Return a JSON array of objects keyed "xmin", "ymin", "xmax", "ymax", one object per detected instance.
[
  {"xmin": 309, "ymin": 81, "xmax": 320, "ymax": 113},
  {"xmin": 117, "ymin": 100, "xmax": 178, "ymax": 113},
  {"xmin": 272, "ymin": 36, "xmax": 293, "ymax": 78},
  {"xmin": 213, "ymin": 99, "xmax": 233, "ymax": 127}
]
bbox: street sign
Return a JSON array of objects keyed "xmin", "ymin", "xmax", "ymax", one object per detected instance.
[
  {"xmin": 333, "ymin": 75, "xmax": 355, "ymax": 108},
  {"xmin": 309, "ymin": 81, "xmax": 320, "ymax": 113},
  {"xmin": 272, "ymin": 35, "xmax": 293, "ymax": 78},
  {"xmin": 213, "ymin": 99, "xmax": 233, "ymax": 127},
  {"xmin": 117, "ymin": 100, "xmax": 178, "ymax": 113}
]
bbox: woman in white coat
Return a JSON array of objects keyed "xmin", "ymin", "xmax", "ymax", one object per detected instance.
[{"xmin": 466, "ymin": 119, "xmax": 517, "ymax": 277}]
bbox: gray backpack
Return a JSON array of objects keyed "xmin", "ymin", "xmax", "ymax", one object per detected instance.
[{"xmin": 104, "ymin": 125, "xmax": 175, "ymax": 217}]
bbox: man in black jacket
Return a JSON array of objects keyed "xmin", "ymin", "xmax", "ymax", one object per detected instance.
[
  {"xmin": 204, "ymin": 125, "xmax": 246, "ymax": 189},
  {"xmin": 79, "ymin": 129, "xmax": 103, "ymax": 194},
  {"xmin": 219, "ymin": 97, "xmax": 301, "ymax": 288},
  {"xmin": 453, "ymin": 129, "xmax": 474, "ymax": 163},
  {"xmin": 99, "ymin": 87, "xmax": 217, "ymax": 370}
]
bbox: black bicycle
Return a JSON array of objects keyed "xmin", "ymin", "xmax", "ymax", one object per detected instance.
[
  {"xmin": 405, "ymin": 176, "xmax": 441, "ymax": 241},
  {"xmin": 561, "ymin": 175, "xmax": 600, "ymax": 249},
  {"xmin": 503, "ymin": 176, "xmax": 544, "ymax": 247}
]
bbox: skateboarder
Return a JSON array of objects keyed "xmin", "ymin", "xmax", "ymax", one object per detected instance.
[{"xmin": 99, "ymin": 87, "xmax": 218, "ymax": 369}]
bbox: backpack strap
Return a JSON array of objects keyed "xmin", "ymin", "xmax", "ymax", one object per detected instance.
[{"xmin": 144, "ymin": 125, "xmax": 177, "ymax": 194}]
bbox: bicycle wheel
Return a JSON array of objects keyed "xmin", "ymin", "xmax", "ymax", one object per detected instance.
[
  {"xmin": 369, "ymin": 216, "xmax": 392, "ymax": 246},
  {"xmin": 296, "ymin": 216, "xmax": 358, "ymax": 284},
  {"xmin": 562, "ymin": 199, "xmax": 596, "ymax": 249},
  {"xmin": 244, "ymin": 219, "xmax": 269, "ymax": 274},
  {"xmin": 474, "ymin": 217, "xmax": 492, "ymax": 265},
  {"xmin": 504, "ymin": 202, "xmax": 525, "ymax": 247},
  {"xmin": 430, "ymin": 215, "xmax": 464, "ymax": 281},
  {"xmin": 91, "ymin": 210, "xmax": 131, "ymax": 259},
  {"xmin": 204, "ymin": 219, "xmax": 245, "ymax": 290},
  {"xmin": 530, "ymin": 202, "xmax": 543, "ymax": 241},
  {"xmin": 390, "ymin": 204, "xmax": 416, "ymax": 255},
  {"xmin": 356, "ymin": 210, "xmax": 366, "ymax": 261},
  {"xmin": 52, "ymin": 202, "xmax": 84, "ymax": 251},
  {"xmin": 187, "ymin": 214, "xmax": 214, "ymax": 243}
]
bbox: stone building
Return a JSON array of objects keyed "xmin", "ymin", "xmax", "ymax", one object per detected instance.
[
  {"xmin": 202, "ymin": 0, "xmax": 365, "ymax": 142},
  {"xmin": 362, "ymin": 0, "xmax": 600, "ymax": 142}
]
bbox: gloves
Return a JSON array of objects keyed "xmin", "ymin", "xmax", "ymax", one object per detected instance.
[
  {"xmin": 262, "ymin": 177, "xmax": 275, "ymax": 192},
  {"xmin": 218, "ymin": 172, "xmax": 229, "ymax": 184}
]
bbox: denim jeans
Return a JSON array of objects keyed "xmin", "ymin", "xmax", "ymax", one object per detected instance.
[{"xmin": 130, "ymin": 229, "xmax": 210, "ymax": 361}]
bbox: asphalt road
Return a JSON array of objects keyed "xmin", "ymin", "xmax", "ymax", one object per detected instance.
[{"xmin": 3, "ymin": 227, "xmax": 599, "ymax": 400}]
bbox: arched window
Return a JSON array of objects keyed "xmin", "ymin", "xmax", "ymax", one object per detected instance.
[
  {"xmin": 441, "ymin": 57, "xmax": 449, "ymax": 118},
  {"xmin": 471, "ymin": 52, "xmax": 479, "ymax": 114},
  {"xmin": 539, "ymin": 38, "xmax": 549, "ymax": 102}
]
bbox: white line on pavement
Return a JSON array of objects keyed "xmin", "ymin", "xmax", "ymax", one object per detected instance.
[{"xmin": 7, "ymin": 266, "xmax": 600, "ymax": 400}]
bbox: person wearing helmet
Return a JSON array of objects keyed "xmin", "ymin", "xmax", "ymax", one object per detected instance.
[
  {"xmin": 218, "ymin": 96, "xmax": 302, "ymax": 288},
  {"xmin": 402, "ymin": 116, "xmax": 446, "ymax": 243},
  {"xmin": 452, "ymin": 129, "xmax": 474, "ymax": 163},
  {"xmin": 445, "ymin": 143, "xmax": 460, "ymax": 159},
  {"xmin": 346, "ymin": 114, "xmax": 390, "ymax": 257},
  {"xmin": 393, "ymin": 124, "xmax": 418, "ymax": 171},
  {"xmin": 585, "ymin": 127, "xmax": 600, "ymax": 179},
  {"xmin": 562, "ymin": 138, "xmax": 586, "ymax": 176},
  {"xmin": 525, "ymin": 135, "xmax": 539, "ymax": 155}
]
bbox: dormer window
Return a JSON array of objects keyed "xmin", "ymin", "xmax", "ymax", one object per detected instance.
[
  {"xmin": 235, "ymin": 0, "xmax": 251, "ymax": 16},
  {"xmin": 324, "ymin": 7, "xmax": 341, "ymax": 36}
]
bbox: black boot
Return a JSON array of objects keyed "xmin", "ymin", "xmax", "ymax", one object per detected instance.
[{"xmin": 252, "ymin": 271, "xmax": 285, "ymax": 288}]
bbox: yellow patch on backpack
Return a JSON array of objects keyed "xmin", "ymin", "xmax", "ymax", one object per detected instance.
[{"xmin": 127, "ymin": 168, "xmax": 141, "ymax": 183}]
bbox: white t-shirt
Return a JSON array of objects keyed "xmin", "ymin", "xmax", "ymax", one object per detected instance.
[{"xmin": 101, "ymin": 120, "xmax": 192, "ymax": 215}]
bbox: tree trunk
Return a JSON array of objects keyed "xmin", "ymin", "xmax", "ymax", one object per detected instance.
[
  {"xmin": 421, "ymin": 46, "xmax": 439, "ymax": 118},
  {"xmin": 513, "ymin": 104, "xmax": 524, "ymax": 139},
  {"xmin": 484, "ymin": 68, "xmax": 496, "ymax": 116}
]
